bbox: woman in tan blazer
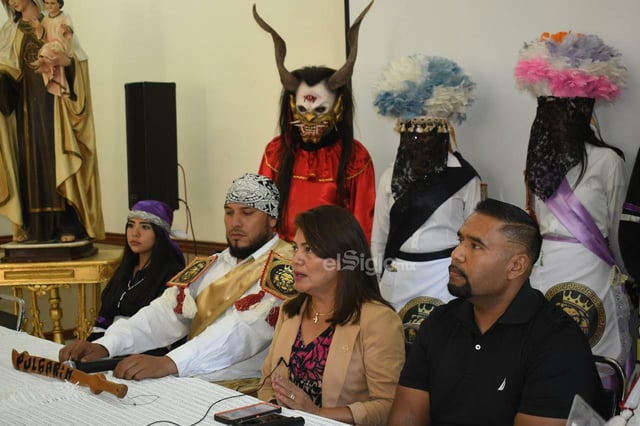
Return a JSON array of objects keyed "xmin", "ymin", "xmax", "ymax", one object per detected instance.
[{"xmin": 258, "ymin": 205, "xmax": 405, "ymax": 425}]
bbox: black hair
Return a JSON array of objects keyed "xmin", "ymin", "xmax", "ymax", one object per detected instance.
[
  {"xmin": 474, "ymin": 199, "xmax": 542, "ymax": 265},
  {"xmin": 282, "ymin": 205, "xmax": 392, "ymax": 325},
  {"xmin": 101, "ymin": 222, "xmax": 185, "ymax": 307}
]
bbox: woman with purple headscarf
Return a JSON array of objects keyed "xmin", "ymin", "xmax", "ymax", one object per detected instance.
[{"xmin": 87, "ymin": 200, "xmax": 185, "ymax": 353}]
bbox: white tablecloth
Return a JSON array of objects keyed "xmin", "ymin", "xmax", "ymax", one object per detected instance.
[{"xmin": 0, "ymin": 326, "xmax": 346, "ymax": 425}]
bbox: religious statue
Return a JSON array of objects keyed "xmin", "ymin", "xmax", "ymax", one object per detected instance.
[{"xmin": 0, "ymin": 0, "xmax": 104, "ymax": 248}]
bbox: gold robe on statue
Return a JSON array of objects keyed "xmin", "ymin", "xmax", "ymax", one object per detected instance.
[{"xmin": 0, "ymin": 17, "xmax": 104, "ymax": 241}]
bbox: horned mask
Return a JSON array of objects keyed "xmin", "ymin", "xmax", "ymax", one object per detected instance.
[{"xmin": 253, "ymin": 1, "xmax": 373, "ymax": 144}]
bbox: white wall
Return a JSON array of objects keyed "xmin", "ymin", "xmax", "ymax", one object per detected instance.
[
  {"xmin": 2, "ymin": 0, "xmax": 638, "ymax": 242},
  {"xmin": 350, "ymin": 0, "xmax": 640, "ymax": 208},
  {"xmin": 0, "ymin": 0, "xmax": 346, "ymax": 242}
]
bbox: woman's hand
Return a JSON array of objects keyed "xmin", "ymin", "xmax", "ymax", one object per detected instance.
[{"xmin": 271, "ymin": 372, "xmax": 320, "ymax": 415}]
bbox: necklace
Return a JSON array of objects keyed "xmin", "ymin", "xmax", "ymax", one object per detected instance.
[
  {"xmin": 311, "ymin": 302, "xmax": 334, "ymax": 324},
  {"xmin": 117, "ymin": 276, "xmax": 146, "ymax": 309}
]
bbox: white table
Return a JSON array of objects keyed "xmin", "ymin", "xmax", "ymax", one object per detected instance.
[{"xmin": 0, "ymin": 326, "xmax": 346, "ymax": 425}]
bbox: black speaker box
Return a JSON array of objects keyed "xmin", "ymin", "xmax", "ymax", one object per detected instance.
[{"xmin": 125, "ymin": 82, "xmax": 179, "ymax": 210}]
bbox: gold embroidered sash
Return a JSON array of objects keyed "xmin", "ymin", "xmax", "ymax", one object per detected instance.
[{"xmin": 188, "ymin": 239, "xmax": 293, "ymax": 339}]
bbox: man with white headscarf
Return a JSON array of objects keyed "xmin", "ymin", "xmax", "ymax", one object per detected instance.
[{"xmin": 59, "ymin": 173, "xmax": 296, "ymax": 382}]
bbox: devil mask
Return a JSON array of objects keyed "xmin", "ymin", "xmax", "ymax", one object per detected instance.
[{"xmin": 253, "ymin": 1, "xmax": 372, "ymax": 145}]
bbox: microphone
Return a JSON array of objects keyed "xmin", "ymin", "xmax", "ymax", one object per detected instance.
[{"xmin": 73, "ymin": 355, "xmax": 129, "ymax": 373}]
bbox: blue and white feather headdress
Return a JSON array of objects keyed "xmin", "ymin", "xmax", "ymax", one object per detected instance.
[{"xmin": 372, "ymin": 55, "xmax": 476, "ymax": 134}]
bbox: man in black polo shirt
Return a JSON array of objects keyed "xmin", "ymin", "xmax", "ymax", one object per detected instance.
[{"xmin": 388, "ymin": 199, "xmax": 602, "ymax": 426}]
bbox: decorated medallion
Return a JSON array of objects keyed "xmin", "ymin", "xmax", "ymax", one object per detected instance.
[
  {"xmin": 399, "ymin": 296, "xmax": 444, "ymax": 344},
  {"xmin": 167, "ymin": 256, "xmax": 216, "ymax": 288},
  {"xmin": 24, "ymin": 41, "xmax": 41, "ymax": 69},
  {"xmin": 261, "ymin": 250, "xmax": 296, "ymax": 299},
  {"xmin": 545, "ymin": 282, "xmax": 606, "ymax": 347}
]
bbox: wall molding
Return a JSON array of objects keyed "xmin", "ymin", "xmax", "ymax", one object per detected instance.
[{"xmin": 0, "ymin": 234, "xmax": 227, "ymax": 256}]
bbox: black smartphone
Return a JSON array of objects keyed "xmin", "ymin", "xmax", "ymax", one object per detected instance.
[
  {"xmin": 235, "ymin": 413, "xmax": 305, "ymax": 425},
  {"xmin": 214, "ymin": 402, "xmax": 282, "ymax": 424}
]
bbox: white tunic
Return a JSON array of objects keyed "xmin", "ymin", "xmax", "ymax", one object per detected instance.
[
  {"xmin": 530, "ymin": 144, "xmax": 631, "ymax": 364},
  {"xmin": 371, "ymin": 153, "xmax": 482, "ymax": 312},
  {"xmin": 96, "ymin": 235, "xmax": 282, "ymax": 381}
]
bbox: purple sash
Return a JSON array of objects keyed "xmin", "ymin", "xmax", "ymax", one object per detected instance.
[
  {"xmin": 547, "ymin": 179, "xmax": 633, "ymax": 380},
  {"xmin": 623, "ymin": 202, "xmax": 640, "ymax": 215},
  {"xmin": 544, "ymin": 178, "xmax": 616, "ymax": 266}
]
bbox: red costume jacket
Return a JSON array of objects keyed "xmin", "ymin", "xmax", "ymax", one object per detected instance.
[{"xmin": 259, "ymin": 136, "xmax": 375, "ymax": 242}]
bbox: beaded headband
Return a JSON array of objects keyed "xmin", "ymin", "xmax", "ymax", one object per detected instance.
[
  {"xmin": 225, "ymin": 173, "xmax": 279, "ymax": 218},
  {"xmin": 128, "ymin": 200, "xmax": 174, "ymax": 234},
  {"xmin": 128, "ymin": 210, "xmax": 171, "ymax": 234}
]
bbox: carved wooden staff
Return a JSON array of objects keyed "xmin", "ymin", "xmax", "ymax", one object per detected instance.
[{"xmin": 11, "ymin": 349, "xmax": 128, "ymax": 398}]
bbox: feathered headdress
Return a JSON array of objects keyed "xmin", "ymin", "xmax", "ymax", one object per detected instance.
[
  {"xmin": 372, "ymin": 55, "xmax": 476, "ymax": 133},
  {"xmin": 515, "ymin": 31, "xmax": 627, "ymax": 102}
]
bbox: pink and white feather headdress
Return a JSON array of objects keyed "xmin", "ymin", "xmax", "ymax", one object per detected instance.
[{"xmin": 515, "ymin": 31, "xmax": 627, "ymax": 102}]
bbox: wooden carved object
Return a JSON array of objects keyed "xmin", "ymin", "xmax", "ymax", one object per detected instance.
[{"xmin": 11, "ymin": 349, "xmax": 128, "ymax": 398}]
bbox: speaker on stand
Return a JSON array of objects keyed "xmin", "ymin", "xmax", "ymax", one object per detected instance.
[{"xmin": 124, "ymin": 82, "xmax": 179, "ymax": 210}]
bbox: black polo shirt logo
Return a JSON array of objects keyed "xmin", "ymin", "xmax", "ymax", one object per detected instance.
[
  {"xmin": 545, "ymin": 282, "xmax": 605, "ymax": 347},
  {"xmin": 399, "ymin": 296, "xmax": 444, "ymax": 344}
]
